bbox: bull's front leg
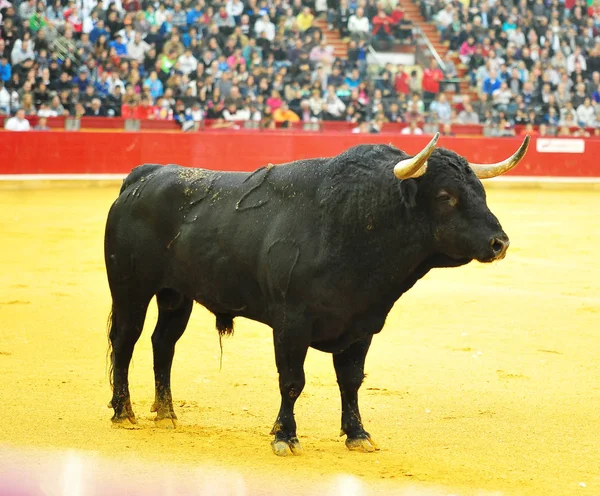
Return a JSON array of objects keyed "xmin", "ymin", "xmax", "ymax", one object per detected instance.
[
  {"xmin": 333, "ymin": 335, "xmax": 379, "ymax": 452},
  {"xmin": 270, "ymin": 324, "xmax": 310, "ymax": 456}
]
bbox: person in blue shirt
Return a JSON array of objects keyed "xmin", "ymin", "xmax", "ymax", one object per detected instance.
[
  {"xmin": 89, "ymin": 20, "xmax": 110, "ymax": 44},
  {"xmin": 72, "ymin": 68, "xmax": 92, "ymax": 93},
  {"xmin": 187, "ymin": 4, "xmax": 203, "ymax": 27},
  {"xmin": 95, "ymin": 73, "xmax": 111, "ymax": 98},
  {"xmin": 0, "ymin": 56, "xmax": 11, "ymax": 83},
  {"xmin": 482, "ymin": 70, "xmax": 502, "ymax": 96},
  {"xmin": 344, "ymin": 68, "xmax": 361, "ymax": 89},
  {"xmin": 144, "ymin": 71, "xmax": 164, "ymax": 100},
  {"xmin": 109, "ymin": 34, "xmax": 128, "ymax": 56},
  {"xmin": 160, "ymin": 14, "xmax": 174, "ymax": 37}
]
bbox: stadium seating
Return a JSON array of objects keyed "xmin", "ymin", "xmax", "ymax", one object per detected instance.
[{"xmin": 1, "ymin": 0, "xmax": 599, "ymax": 137}]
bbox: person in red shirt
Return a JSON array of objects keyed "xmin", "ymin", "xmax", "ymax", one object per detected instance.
[
  {"xmin": 394, "ymin": 64, "xmax": 410, "ymax": 95},
  {"xmin": 372, "ymin": 9, "xmax": 395, "ymax": 49},
  {"xmin": 390, "ymin": 5, "xmax": 413, "ymax": 44},
  {"xmin": 421, "ymin": 59, "xmax": 444, "ymax": 108}
]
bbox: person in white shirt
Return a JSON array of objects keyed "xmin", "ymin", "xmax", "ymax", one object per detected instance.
[
  {"xmin": 11, "ymin": 39, "xmax": 35, "ymax": 66},
  {"xmin": 401, "ymin": 121, "xmax": 423, "ymax": 134},
  {"xmin": 226, "ymin": 0, "xmax": 244, "ymax": 20},
  {"xmin": 576, "ymin": 97, "xmax": 596, "ymax": 127},
  {"xmin": 324, "ymin": 86, "xmax": 346, "ymax": 119},
  {"xmin": 348, "ymin": 8, "xmax": 370, "ymax": 40},
  {"xmin": 254, "ymin": 15, "xmax": 275, "ymax": 41},
  {"xmin": 178, "ymin": 48, "xmax": 198, "ymax": 76},
  {"xmin": 127, "ymin": 32, "xmax": 150, "ymax": 63},
  {"xmin": 0, "ymin": 81, "xmax": 11, "ymax": 114},
  {"xmin": 223, "ymin": 103, "xmax": 250, "ymax": 121},
  {"xmin": 5, "ymin": 108, "xmax": 31, "ymax": 131},
  {"xmin": 567, "ymin": 47, "xmax": 587, "ymax": 75}
]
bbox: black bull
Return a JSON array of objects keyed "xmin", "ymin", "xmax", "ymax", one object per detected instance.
[{"xmin": 104, "ymin": 135, "xmax": 529, "ymax": 455}]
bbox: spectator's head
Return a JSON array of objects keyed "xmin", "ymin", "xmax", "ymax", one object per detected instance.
[
  {"xmin": 356, "ymin": 7, "xmax": 364, "ymax": 17},
  {"xmin": 15, "ymin": 108, "xmax": 26, "ymax": 120}
]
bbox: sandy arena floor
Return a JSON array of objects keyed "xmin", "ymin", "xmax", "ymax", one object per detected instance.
[{"xmin": 0, "ymin": 184, "xmax": 598, "ymax": 496}]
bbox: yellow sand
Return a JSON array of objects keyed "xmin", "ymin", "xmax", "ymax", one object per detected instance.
[{"xmin": 0, "ymin": 184, "xmax": 598, "ymax": 496}]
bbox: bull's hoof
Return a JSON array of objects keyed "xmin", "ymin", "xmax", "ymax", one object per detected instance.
[
  {"xmin": 111, "ymin": 415, "xmax": 138, "ymax": 429},
  {"xmin": 271, "ymin": 437, "xmax": 303, "ymax": 456},
  {"xmin": 346, "ymin": 435, "xmax": 379, "ymax": 453},
  {"xmin": 154, "ymin": 415, "xmax": 178, "ymax": 429}
]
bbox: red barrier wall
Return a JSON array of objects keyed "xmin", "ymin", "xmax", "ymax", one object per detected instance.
[{"xmin": 1, "ymin": 130, "xmax": 599, "ymax": 177}]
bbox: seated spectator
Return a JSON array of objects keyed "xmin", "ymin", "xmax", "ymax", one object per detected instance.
[
  {"xmin": 273, "ymin": 101, "xmax": 300, "ymax": 123},
  {"xmin": 520, "ymin": 123, "xmax": 538, "ymax": 137},
  {"xmin": 429, "ymin": 93, "xmax": 451, "ymax": 124},
  {"xmin": 4, "ymin": 108, "xmax": 30, "ymax": 131},
  {"xmin": 223, "ymin": 102, "xmax": 250, "ymax": 121},
  {"xmin": 348, "ymin": 8, "xmax": 370, "ymax": 41},
  {"xmin": 255, "ymin": 15, "xmax": 275, "ymax": 41},
  {"xmin": 391, "ymin": 5, "xmax": 413, "ymax": 44},
  {"xmin": 435, "ymin": 5, "xmax": 454, "ymax": 42},
  {"xmin": 372, "ymin": 9, "xmax": 395, "ymax": 49},
  {"xmin": 492, "ymin": 82, "xmax": 513, "ymax": 112},
  {"xmin": 576, "ymin": 97, "xmax": 595, "ymax": 127},
  {"xmin": 401, "ymin": 120, "xmax": 423, "ymax": 135},
  {"xmin": 86, "ymin": 98, "xmax": 107, "ymax": 116},
  {"xmin": 386, "ymin": 102, "xmax": 403, "ymax": 123},
  {"xmin": 573, "ymin": 125, "xmax": 591, "ymax": 137},
  {"xmin": 0, "ymin": 80, "xmax": 11, "ymax": 114},
  {"xmin": 440, "ymin": 123, "xmax": 454, "ymax": 136},
  {"xmin": 457, "ymin": 103, "xmax": 480, "ymax": 124},
  {"xmin": 460, "ymin": 36, "xmax": 477, "ymax": 65},
  {"xmin": 310, "ymin": 41, "xmax": 334, "ymax": 69},
  {"xmin": 333, "ymin": 0, "xmax": 351, "ymax": 38},
  {"xmin": 34, "ymin": 117, "xmax": 50, "ymax": 130},
  {"xmin": 556, "ymin": 126, "xmax": 572, "ymax": 137},
  {"xmin": 296, "ymin": 7, "xmax": 314, "ymax": 33},
  {"xmin": 127, "ymin": 32, "xmax": 150, "ymax": 63},
  {"xmin": 483, "ymin": 69, "xmax": 502, "ymax": 97},
  {"xmin": 323, "ymin": 86, "xmax": 346, "ymax": 120}
]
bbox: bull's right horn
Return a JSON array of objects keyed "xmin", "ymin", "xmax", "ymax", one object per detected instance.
[{"xmin": 394, "ymin": 133, "xmax": 440, "ymax": 180}]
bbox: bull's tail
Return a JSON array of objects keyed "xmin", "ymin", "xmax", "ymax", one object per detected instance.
[
  {"xmin": 106, "ymin": 307, "xmax": 116, "ymax": 390},
  {"xmin": 216, "ymin": 314, "xmax": 234, "ymax": 371}
]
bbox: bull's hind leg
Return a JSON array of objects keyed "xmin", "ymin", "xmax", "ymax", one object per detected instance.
[
  {"xmin": 108, "ymin": 294, "xmax": 151, "ymax": 427},
  {"xmin": 333, "ymin": 335, "xmax": 379, "ymax": 452},
  {"xmin": 150, "ymin": 289, "xmax": 193, "ymax": 429}
]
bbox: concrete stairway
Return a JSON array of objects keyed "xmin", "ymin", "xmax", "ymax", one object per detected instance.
[
  {"xmin": 399, "ymin": 0, "xmax": 477, "ymax": 100},
  {"xmin": 314, "ymin": 17, "xmax": 348, "ymax": 59}
]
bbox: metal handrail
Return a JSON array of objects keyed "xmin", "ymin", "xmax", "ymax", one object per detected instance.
[
  {"xmin": 46, "ymin": 24, "xmax": 82, "ymax": 63},
  {"xmin": 413, "ymin": 25, "xmax": 446, "ymax": 72},
  {"xmin": 366, "ymin": 44, "xmax": 385, "ymax": 66}
]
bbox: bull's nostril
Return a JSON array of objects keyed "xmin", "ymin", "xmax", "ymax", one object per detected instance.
[{"xmin": 491, "ymin": 239, "xmax": 504, "ymax": 254}]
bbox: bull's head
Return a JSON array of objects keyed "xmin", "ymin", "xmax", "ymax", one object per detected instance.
[{"xmin": 393, "ymin": 133, "xmax": 530, "ymax": 263}]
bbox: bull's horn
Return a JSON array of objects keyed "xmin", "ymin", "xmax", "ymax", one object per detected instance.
[
  {"xmin": 469, "ymin": 135, "xmax": 530, "ymax": 179},
  {"xmin": 393, "ymin": 133, "xmax": 440, "ymax": 180}
]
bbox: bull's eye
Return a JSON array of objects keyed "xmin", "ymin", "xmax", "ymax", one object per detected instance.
[{"xmin": 436, "ymin": 190, "xmax": 457, "ymax": 207}]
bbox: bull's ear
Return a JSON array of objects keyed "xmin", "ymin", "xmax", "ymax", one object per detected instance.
[{"xmin": 399, "ymin": 178, "xmax": 418, "ymax": 208}]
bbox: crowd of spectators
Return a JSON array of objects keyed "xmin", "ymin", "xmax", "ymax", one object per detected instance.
[
  {"xmin": 0, "ymin": 0, "xmax": 420, "ymax": 132},
  {"xmin": 424, "ymin": 0, "xmax": 600, "ymax": 136},
  {"xmin": 2, "ymin": 0, "xmax": 600, "ymax": 136}
]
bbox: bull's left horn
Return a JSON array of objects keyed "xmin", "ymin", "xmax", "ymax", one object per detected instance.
[
  {"xmin": 394, "ymin": 132, "xmax": 440, "ymax": 180},
  {"xmin": 469, "ymin": 135, "xmax": 530, "ymax": 179}
]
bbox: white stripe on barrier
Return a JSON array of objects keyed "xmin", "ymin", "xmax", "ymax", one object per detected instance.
[{"xmin": 0, "ymin": 174, "xmax": 599, "ymax": 184}]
